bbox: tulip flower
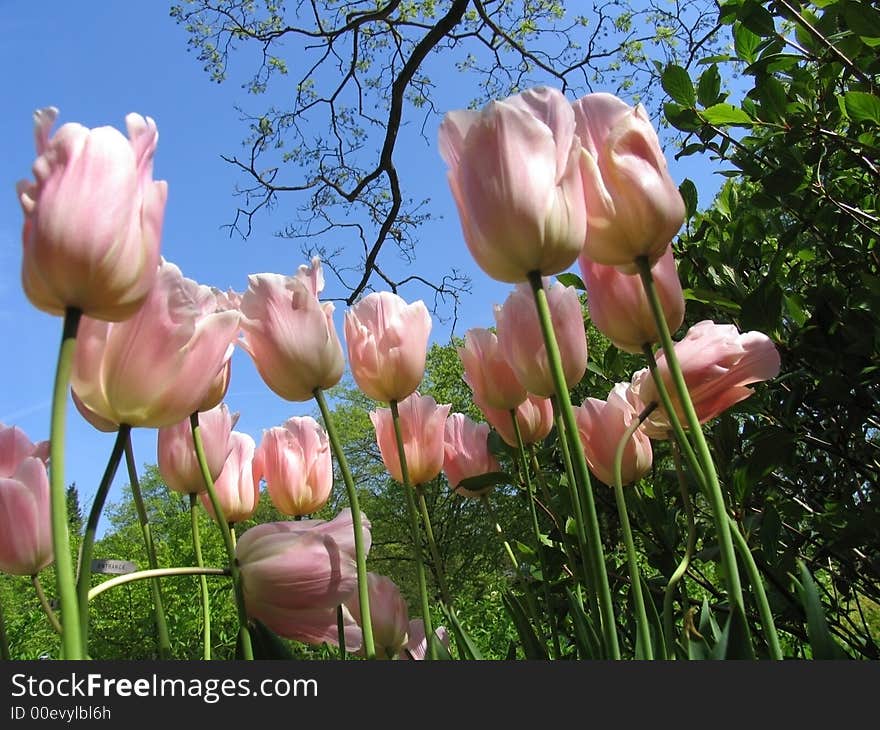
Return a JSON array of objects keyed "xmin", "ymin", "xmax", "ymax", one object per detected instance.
[
  {"xmin": 439, "ymin": 86, "xmax": 588, "ymax": 282},
  {"xmin": 580, "ymin": 245, "xmax": 685, "ymax": 353},
  {"xmin": 574, "ymin": 383, "xmax": 653, "ymax": 486},
  {"xmin": 476, "ymin": 392, "xmax": 554, "ymax": 448},
  {"xmin": 630, "ymin": 320, "xmax": 782, "ymax": 439},
  {"xmin": 156, "ymin": 407, "xmax": 231, "ymax": 498},
  {"xmin": 240, "ymin": 257, "xmax": 344, "ymax": 402},
  {"xmin": 253, "ymin": 416, "xmax": 333, "ymax": 517},
  {"xmin": 70, "ymin": 260, "xmax": 240, "ymax": 429},
  {"xmin": 345, "ymin": 573, "xmax": 409, "ymax": 659},
  {"xmin": 0, "ymin": 424, "xmax": 52, "ymax": 575},
  {"xmin": 344, "ymin": 292, "xmax": 432, "ymax": 403},
  {"xmin": 236, "ymin": 509, "xmax": 371, "ymax": 648},
  {"xmin": 200, "ymin": 432, "xmax": 259, "ymax": 523},
  {"xmin": 573, "ymin": 92, "xmax": 685, "ymax": 272},
  {"xmin": 371, "ymin": 393, "xmax": 450, "ymax": 486},
  {"xmin": 443, "ymin": 413, "xmax": 501, "ymax": 497},
  {"xmin": 399, "ymin": 619, "xmax": 450, "ymax": 660},
  {"xmin": 457, "ymin": 328, "xmax": 526, "ymax": 411},
  {"xmin": 17, "ymin": 107, "xmax": 166, "ymax": 321},
  {"xmin": 495, "ymin": 280, "xmax": 587, "ymax": 397}
]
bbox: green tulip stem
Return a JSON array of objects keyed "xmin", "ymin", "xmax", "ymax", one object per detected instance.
[
  {"xmin": 0, "ymin": 595, "xmax": 9, "ymax": 659},
  {"xmin": 229, "ymin": 525, "xmax": 237, "ymax": 550},
  {"xmin": 527, "ymin": 272, "xmax": 620, "ymax": 659},
  {"xmin": 124, "ymin": 435, "xmax": 172, "ymax": 659},
  {"xmin": 49, "ymin": 308, "xmax": 84, "ymax": 659},
  {"xmin": 88, "ymin": 567, "xmax": 228, "ymax": 602},
  {"xmin": 189, "ymin": 493, "xmax": 211, "ymax": 660},
  {"xmin": 190, "ymin": 412, "xmax": 253, "ymax": 660},
  {"xmin": 314, "ymin": 387, "xmax": 375, "ymax": 660},
  {"xmin": 612, "ymin": 403, "xmax": 657, "ymax": 660},
  {"xmin": 415, "ymin": 486, "xmax": 453, "ymax": 609},
  {"xmin": 727, "ymin": 515, "xmax": 784, "ymax": 659},
  {"xmin": 636, "ymin": 256, "xmax": 747, "ymax": 626},
  {"xmin": 663, "ymin": 441, "xmax": 697, "ymax": 658},
  {"xmin": 32, "ymin": 575, "xmax": 62, "ymax": 635},
  {"xmin": 76, "ymin": 424, "xmax": 129, "ymax": 653},
  {"xmin": 530, "ymin": 447, "xmax": 581, "ymax": 582},
  {"xmin": 337, "ymin": 605, "xmax": 347, "ymax": 660},
  {"xmin": 389, "ymin": 399, "xmax": 437, "ymax": 659},
  {"xmin": 550, "ymin": 397, "xmax": 598, "ymax": 619},
  {"xmin": 479, "ymin": 495, "xmax": 520, "ymax": 572}
]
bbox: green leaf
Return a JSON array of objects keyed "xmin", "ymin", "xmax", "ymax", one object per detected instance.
[
  {"xmin": 440, "ymin": 603, "xmax": 483, "ymax": 660},
  {"xmin": 664, "ymin": 102, "xmax": 701, "ymax": 132},
  {"xmin": 842, "ymin": 1, "xmax": 880, "ymax": 40},
  {"xmin": 682, "ymin": 288, "xmax": 742, "ymax": 313},
  {"xmin": 701, "ymin": 103, "xmax": 754, "ymax": 126},
  {"xmin": 556, "ymin": 272, "xmax": 586, "ymax": 290},
  {"xmin": 740, "ymin": 280, "xmax": 783, "ymax": 333},
  {"xmin": 565, "ymin": 588, "xmax": 602, "ymax": 659},
  {"xmin": 245, "ymin": 619, "xmax": 296, "ymax": 660},
  {"xmin": 697, "ymin": 64, "xmax": 721, "ymax": 106},
  {"xmin": 679, "ymin": 178, "xmax": 698, "ymax": 219},
  {"xmin": 734, "ymin": 23, "xmax": 762, "ymax": 63},
  {"xmin": 662, "ymin": 64, "xmax": 696, "ymax": 106},
  {"xmin": 454, "ymin": 471, "xmax": 510, "ymax": 494},
  {"xmin": 709, "ymin": 608, "xmax": 756, "ymax": 659},
  {"xmin": 501, "ymin": 590, "xmax": 549, "ymax": 659},
  {"xmin": 795, "ymin": 561, "xmax": 850, "ymax": 660},
  {"xmin": 739, "ymin": 1, "xmax": 776, "ymax": 36},
  {"xmin": 755, "ymin": 75, "xmax": 788, "ymax": 122},
  {"xmin": 844, "ymin": 91, "xmax": 880, "ymax": 125}
]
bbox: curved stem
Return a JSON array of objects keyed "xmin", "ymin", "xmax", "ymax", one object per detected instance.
[
  {"xmin": 88, "ymin": 567, "xmax": 228, "ymax": 602},
  {"xmin": 76, "ymin": 425, "xmax": 129, "ymax": 652},
  {"xmin": 190, "ymin": 493, "xmax": 211, "ymax": 660},
  {"xmin": 390, "ymin": 399, "xmax": 436, "ymax": 659},
  {"xmin": 727, "ymin": 515, "xmax": 784, "ymax": 660},
  {"xmin": 32, "ymin": 575, "xmax": 62, "ymax": 635},
  {"xmin": 415, "ymin": 486, "xmax": 453, "ymax": 608},
  {"xmin": 49, "ymin": 307, "xmax": 83, "ymax": 659},
  {"xmin": 613, "ymin": 404, "xmax": 656, "ymax": 660},
  {"xmin": 189, "ymin": 412, "xmax": 253, "ymax": 660},
  {"xmin": 527, "ymin": 272, "xmax": 619, "ymax": 659},
  {"xmin": 124, "ymin": 436, "xmax": 171, "ymax": 659},
  {"xmin": 636, "ymin": 257, "xmax": 747, "ymax": 627},
  {"xmin": 314, "ymin": 388, "xmax": 375, "ymax": 660},
  {"xmin": 663, "ymin": 441, "xmax": 697, "ymax": 658}
]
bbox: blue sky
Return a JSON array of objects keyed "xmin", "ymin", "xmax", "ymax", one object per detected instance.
[{"xmin": 1, "ymin": 2, "xmax": 724, "ymax": 530}]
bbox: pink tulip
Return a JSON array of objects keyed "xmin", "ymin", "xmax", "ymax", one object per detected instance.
[
  {"xmin": 439, "ymin": 87, "xmax": 588, "ymax": 282},
  {"xmin": 630, "ymin": 320, "xmax": 782, "ymax": 438},
  {"xmin": 253, "ymin": 416, "xmax": 333, "ymax": 517},
  {"xmin": 71, "ymin": 260, "xmax": 240, "ymax": 429},
  {"xmin": 573, "ymin": 93, "xmax": 685, "ymax": 273},
  {"xmin": 157, "ymin": 403, "xmax": 236, "ymax": 495},
  {"xmin": 580, "ymin": 245, "xmax": 685, "ymax": 354},
  {"xmin": 574, "ymin": 384, "xmax": 653, "ymax": 486},
  {"xmin": 344, "ymin": 292, "xmax": 432, "ymax": 403},
  {"xmin": 199, "ymin": 431, "xmax": 259, "ymax": 523},
  {"xmin": 443, "ymin": 413, "xmax": 501, "ymax": 497},
  {"xmin": 495, "ymin": 280, "xmax": 587, "ymax": 397},
  {"xmin": 236, "ymin": 509, "xmax": 371, "ymax": 648},
  {"xmin": 0, "ymin": 424, "xmax": 52, "ymax": 575},
  {"xmin": 457, "ymin": 328, "xmax": 526, "ymax": 411},
  {"xmin": 399, "ymin": 619, "xmax": 450, "ymax": 660},
  {"xmin": 17, "ymin": 107, "xmax": 166, "ymax": 321},
  {"xmin": 476, "ymin": 392, "xmax": 554, "ymax": 448},
  {"xmin": 240, "ymin": 258, "xmax": 344, "ymax": 402},
  {"xmin": 345, "ymin": 573, "xmax": 409, "ymax": 659},
  {"xmin": 370, "ymin": 393, "xmax": 451, "ymax": 486}
]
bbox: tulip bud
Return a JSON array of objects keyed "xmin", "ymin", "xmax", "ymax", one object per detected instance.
[
  {"xmin": 495, "ymin": 280, "xmax": 587, "ymax": 397},
  {"xmin": 17, "ymin": 107, "xmax": 166, "ymax": 321},
  {"xmin": 580, "ymin": 245, "xmax": 685, "ymax": 353},
  {"xmin": 574, "ymin": 384, "xmax": 653, "ymax": 486},
  {"xmin": 371, "ymin": 393, "xmax": 450, "ymax": 486},
  {"xmin": 200, "ymin": 431, "xmax": 259, "ymax": 524},
  {"xmin": 157, "ymin": 403, "xmax": 236, "ymax": 495},
  {"xmin": 344, "ymin": 292, "xmax": 432, "ymax": 403},
  {"xmin": 457, "ymin": 328, "xmax": 526, "ymax": 411},
  {"xmin": 573, "ymin": 93, "xmax": 685, "ymax": 272},
  {"xmin": 475, "ymin": 392, "xmax": 554, "ymax": 448},
  {"xmin": 443, "ymin": 413, "xmax": 501, "ymax": 497},
  {"xmin": 439, "ymin": 87, "xmax": 588, "ymax": 282},
  {"xmin": 253, "ymin": 416, "xmax": 333, "ymax": 517},
  {"xmin": 240, "ymin": 258, "xmax": 344, "ymax": 402},
  {"xmin": 0, "ymin": 424, "xmax": 52, "ymax": 575},
  {"xmin": 630, "ymin": 320, "xmax": 781, "ymax": 438}
]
